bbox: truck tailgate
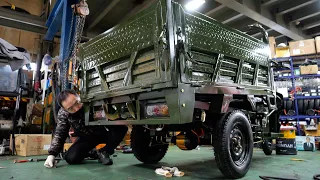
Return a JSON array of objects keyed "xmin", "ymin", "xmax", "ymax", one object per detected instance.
[{"xmin": 79, "ymin": 0, "xmax": 174, "ymax": 100}]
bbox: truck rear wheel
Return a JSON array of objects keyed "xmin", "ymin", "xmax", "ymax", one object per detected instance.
[
  {"xmin": 213, "ymin": 110, "xmax": 253, "ymax": 179},
  {"xmin": 131, "ymin": 126, "xmax": 168, "ymax": 164}
]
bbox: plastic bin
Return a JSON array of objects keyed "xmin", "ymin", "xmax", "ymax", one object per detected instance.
[{"xmin": 0, "ymin": 65, "xmax": 19, "ymax": 93}]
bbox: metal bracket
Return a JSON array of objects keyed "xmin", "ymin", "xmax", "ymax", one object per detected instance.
[
  {"xmin": 94, "ymin": 66, "xmax": 109, "ymax": 92},
  {"xmin": 123, "ymin": 51, "xmax": 138, "ymax": 86}
]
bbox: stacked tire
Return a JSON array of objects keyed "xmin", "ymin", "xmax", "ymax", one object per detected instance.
[
  {"xmin": 283, "ymin": 100, "xmax": 295, "ymax": 116},
  {"xmin": 297, "ymin": 99, "xmax": 319, "ymax": 115},
  {"xmin": 283, "ymin": 98, "xmax": 320, "ymax": 115}
]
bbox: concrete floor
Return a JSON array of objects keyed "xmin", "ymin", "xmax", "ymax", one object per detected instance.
[{"xmin": 0, "ymin": 146, "xmax": 319, "ymax": 180}]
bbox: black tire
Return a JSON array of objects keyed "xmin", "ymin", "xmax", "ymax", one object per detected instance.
[
  {"xmin": 303, "ymin": 100, "xmax": 308, "ymax": 114},
  {"xmin": 298, "ymin": 100, "xmax": 304, "ymax": 114},
  {"xmin": 283, "ymin": 101, "xmax": 287, "ymax": 113},
  {"xmin": 308, "ymin": 99, "xmax": 315, "ymax": 110},
  {"xmin": 286, "ymin": 100, "xmax": 293, "ymax": 111},
  {"xmin": 262, "ymin": 139, "xmax": 273, "ymax": 155},
  {"xmin": 213, "ymin": 110, "xmax": 253, "ymax": 179},
  {"xmin": 315, "ymin": 99, "xmax": 320, "ymax": 110},
  {"xmin": 131, "ymin": 126, "xmax": 168, "ymax": 164},
  {"xmin": 283, "ymin": 101, "xmax": 287, "ymax": 111}
]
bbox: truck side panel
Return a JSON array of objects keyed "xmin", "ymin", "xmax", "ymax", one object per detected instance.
[{"xmin": 177, "ymin": 7, "xmax": 270, "ymax": 88}]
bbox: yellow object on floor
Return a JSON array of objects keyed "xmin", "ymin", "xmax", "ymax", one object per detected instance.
[
  {"xmin": 280, "ymin": 126, "xmax": 296, "ymax": 139},
  {"xmin": 63, "ymin": 143, "xmax": 106, "ymax": 151},
  {"xmin": 290, "ymin": 158, "xmax": 304, "ymax": 161}
]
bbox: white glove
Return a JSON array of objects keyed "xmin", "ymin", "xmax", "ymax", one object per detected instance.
[
  {"xmin": 44, "ymin": 155, "xmax": 56, "ymax": 168},
  {"xmin": 155, "ymin": 168, "xmax": 172, "ymax": 177},
  {"xmin": 161, "ymin": 166, "xmax": 185, "ymax": 177}
]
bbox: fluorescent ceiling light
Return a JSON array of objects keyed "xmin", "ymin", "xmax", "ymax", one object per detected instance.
[{"xmin": 185, "ymin": 0, "xmax": 205, "ymax": 11}]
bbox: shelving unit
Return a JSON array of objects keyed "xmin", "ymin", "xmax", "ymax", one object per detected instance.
[
  {"xmin": 42, "ymin": 85, "xmax": 54, "ymax": 134},
  {"xmin": 274, "ymin": 55, "xmax": 320, "ymax": 135},
  {"xmin": 39, "ymin": 62, "xmax": 54, "ymax": 134}
]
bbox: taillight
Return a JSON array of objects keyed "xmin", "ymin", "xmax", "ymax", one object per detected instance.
[{"xmin": 146, "ymin": 104, "xmax": 169, "ymax": 117}]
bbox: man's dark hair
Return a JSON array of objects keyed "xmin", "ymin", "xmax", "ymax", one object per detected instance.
[{"xmin": 57, "ymin": 89, "xmax": 79, "ymax": 108}]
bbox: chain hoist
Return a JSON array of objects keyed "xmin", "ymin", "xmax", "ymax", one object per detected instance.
[{"xmin": 61, "ymin": 0, "xmax": 89, "ymax": 91}]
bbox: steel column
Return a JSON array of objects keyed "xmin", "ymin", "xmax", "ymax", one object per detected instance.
[
  {"xmin": 222, "ymin": 14, "xmax": 244, "ymax": 24},
  {"xmin": 205, "ymin": 4, "xmax": 225, "ymax": 17},
  {"xmin": 276, "ymin": 0, "xmax": 317, "ymax": 15},
  {"xmin": 302, "ymin": 20, "xmax": 320, "ymax": 30},
  {"xmin": 288, "ymin": 1, "xmax": 320, "ymax": 23},
  {"xmin": 87, "ymin": 0, "xmax": 121, "ymax": 30},
  {"xmin": 0, "ymin": 7, "xmax": 46, "ymax": 35},
  {"xmin": 215, "ymin": 0, "xmax": 309, "ymax": 40},
  {"xmin": 44, "ymin": 0, "xmax": 64, "ymax": 40}
]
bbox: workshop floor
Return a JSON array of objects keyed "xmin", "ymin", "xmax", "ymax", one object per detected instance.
[{"xmin": 0, "ymin": 146, "xmax": 319, "ymax": 180}]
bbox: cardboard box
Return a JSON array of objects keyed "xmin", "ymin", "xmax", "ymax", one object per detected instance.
[
  {"xmin": 268, "ymin": 37, "xmax": 276, "ymax": 58},
  {"xmin": 315, "ymin": 36, "xmax": 320, "ymax": 53},
  {"xmin": 305, "ymin": 130, "xmax": 320, "ymax": 137},
  {"xmin": 276, "ymin": 46, "xmax": 290, "ymax": 58},
  {"xmin": 300, "ymin": 64, "xmax": 318, "ymax": 75},
  {"xmin": 10, "ymin": 134, "xmax": 52, "ymax": 156},
  {"xmin": 289, "ymin": 39, "xmax": 316, "ymax": 56},
  {"xmin": 31, "ymin": 117, "xmax": 42, "ymax": 125}
]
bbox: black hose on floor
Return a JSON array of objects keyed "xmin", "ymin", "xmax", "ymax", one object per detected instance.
[
  {"xmin": 259, "ymin": 176, "xmax": 298, "ymax": 180},
  {"xmin": 314, "ymin": 174, "xmax": 320, "ymax": 180}
]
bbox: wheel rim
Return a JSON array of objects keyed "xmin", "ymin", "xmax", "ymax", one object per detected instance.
[
  {"xmin": 267, "ymin": 141, "xmax": 272, "ymax": 149},
  {"xmin": 229, "ymin": 121, "xmax": 250, "ymax": 166},
  {"xmin": 141, "ymin": 132, "xmax": 166, "ymax": 155}
]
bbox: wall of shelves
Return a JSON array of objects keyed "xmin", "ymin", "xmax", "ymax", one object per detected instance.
[{"xmin": 274, "ymin": 54, "xmax": 320, "ymax": 134}]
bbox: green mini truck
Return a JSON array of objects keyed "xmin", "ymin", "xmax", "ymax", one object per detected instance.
[{"xmin": 77, "ymin": 0, "xmax": 282, "ymax": 178}]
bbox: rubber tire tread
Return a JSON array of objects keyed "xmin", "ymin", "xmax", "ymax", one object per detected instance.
[
  {"xmin": 286, "ymin": 100, "xmax": 293, "ymax": 111},
  {"xmin": 315, "ymin": 99, "xmax": 320, "ymax": 110},
  {"xmin": 308, "ymin": 99, "xmax": 315, "ymax": 110},
  {"xmin": 131, "ymin": 126, "xmax": 168, "ymax": 164},
  {"xmin": 213, "ymin": 110, "xmax": 253, "ymax": 179},
  {"xmin": 284, "ymin": 101, "xmax": 287, "ymax": 113},
  {"xmin": 298, "ymin": 100, "xmax": 304, "ymax": 114},
  {"xmin": 262, "ymin": 139, "xmax": 273, "ymax": 155},
  {"xmin": 303, "ymin": 100, "xmax": 308, "ymax": 114}
]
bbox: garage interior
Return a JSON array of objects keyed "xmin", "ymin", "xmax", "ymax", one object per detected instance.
[{"xmin": 0, "ymin": 0, "xmax": 320, "ymax": 179}]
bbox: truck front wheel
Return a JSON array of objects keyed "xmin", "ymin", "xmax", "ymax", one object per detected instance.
[
  {"xmin": 262, "ymin": 139, "xmax": 273, "ymax": 155},
  {"xmin": 213, "ymin": 110, "xmax": 253, "ymax": 179},
  {"xmin": 131, "ymin": 126, "xmax": 168, "ymax": 164}
]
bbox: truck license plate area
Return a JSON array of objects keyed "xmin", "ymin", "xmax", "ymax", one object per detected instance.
[{"xmin": 91, "ymin": 98, "xmax": 170, "ymax": 121}]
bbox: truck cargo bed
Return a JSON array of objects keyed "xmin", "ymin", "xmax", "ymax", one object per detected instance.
[{"xmin": 79, "ymin": 0, "xmax": 270, "ymax": 103}]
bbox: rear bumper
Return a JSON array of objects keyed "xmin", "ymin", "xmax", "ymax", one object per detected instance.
[
  {"xmin": 88, "ymin": 118, "xmax": 173, "ymax": 126},
  {"xmin": 85, "ymin": 84, "xmax": 195, "ymax": 126}
]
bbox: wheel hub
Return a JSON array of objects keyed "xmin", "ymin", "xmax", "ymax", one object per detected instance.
[
  {"xmin": 232, "ymin": 135, "xmax": 243, "ymax": 155},
  {"xmin": 230, "ymin": 125, "xmax": 248, "ymax": 166}
]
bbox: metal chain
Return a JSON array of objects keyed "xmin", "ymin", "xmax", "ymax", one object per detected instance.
[
  {"xmin": 61, "ymin": 11, "xmax": 75, "ymax": 91},
  {"xmin": 60, "ymin": 6, "xmax": 86, "ymax": 91},
  {"xmin": 71, "ymin": 15, "xmax": 86, "ymax": 88}
]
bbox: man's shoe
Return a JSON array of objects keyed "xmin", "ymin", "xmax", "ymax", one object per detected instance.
[{"xmin": 97, "ymin": 151, "xmax": 113, "ymax": 165}]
